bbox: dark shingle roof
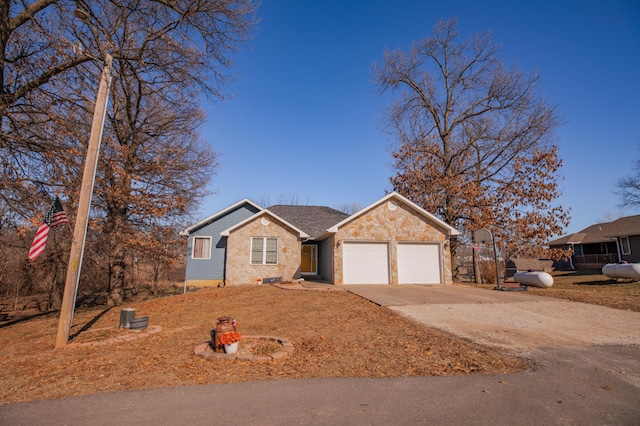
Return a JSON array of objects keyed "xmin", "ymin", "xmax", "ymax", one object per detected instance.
[
  {"xmin": 548, "ymin": 231, "xmax": 588, "ymax": 246},
  {"xmin": 603, "ymin": 215, "xmax": 640, "ymax": 237},
  {"xmin": 549, "ymin": 215, "xmax": 640, "ymax": 246},
  {"xmin": 266, "ymin": 205, "xmax": 349, "ymax": 239}
]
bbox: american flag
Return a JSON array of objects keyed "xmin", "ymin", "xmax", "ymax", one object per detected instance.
[{"xmin": 28, "ymin": 197, "xmax": 69, "ymax": 261}]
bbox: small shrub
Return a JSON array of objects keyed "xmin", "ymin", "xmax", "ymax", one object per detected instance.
[{"xmin": 479, "ymin": 261, "xmax": 502, "ymax": 284}]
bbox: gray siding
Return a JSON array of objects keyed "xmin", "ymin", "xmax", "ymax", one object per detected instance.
[
  {"xmin": 185, "ymin": 204, "xmax": 260, "ymax": 281},
  {"xmin": 622, "ymin": 235, "xmax": 640, "ymax": 263},
  {"xmin": 318, "ymin": 237, "xmax": 334, "ymax": 282}
]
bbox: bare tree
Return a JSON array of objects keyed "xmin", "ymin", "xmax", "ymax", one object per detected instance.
[
  {"xmin": 257, "ymin": 195, "xmax": 271, "ymax": 207},
  {"xmin": 0, "ymin": 0, "xmax": 258, "ymax": 305},
  {"xmin": 0, "ymin": 0, "xmax": 258, "ymax": 114},
  {"xmin": 1, "ymin": 0, "xmax": 257, "ymax": 205},
  {"xmin": 276, "ymin": 193, "xmax": 310, "ymax": 205},
  {"xmin": 260, "ymin": 193, "xmax": 310, "ymax": 206},
  {"xmin": 616, "ymin": 152, "xmax": 640, "ymax": 210},
  {"xmin": 373, "ymin": 19, "xmax": 569, "ymax": 273},
  {"xmin": 0, "ymin": 0, "xmax": 256, "ymax": 206},
  {"xmin": 97, "ymin": 72, "xmax": 217, "ymax": 305},
  {"xmin": 597, "ymin": 211, "xmax": 627, "ymax": 223},
  {"xmin": 336, "ymin": 201, "xmax": 361, "ymax": 215}
]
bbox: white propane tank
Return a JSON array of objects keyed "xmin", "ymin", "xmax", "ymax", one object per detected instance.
[
  {"xmin": 513, "ymin": 271, "xmax": 554, "ymax": 288},
  {"xmin": 602, "ymin": 263, "xmax": 640, "ymax": 279}
]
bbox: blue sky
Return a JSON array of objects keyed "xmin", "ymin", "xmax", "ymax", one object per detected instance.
[{"xmin": 199, "ymin": 0, "xmax": 640, "ymax": 236}]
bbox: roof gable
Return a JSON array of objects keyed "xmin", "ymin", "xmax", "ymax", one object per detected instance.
[
  {"xmin": 180, "ymin": 199, "xmax": 262, "ymax": 236},
  {"xmin": 220, "ymin": 210, "xmax": 310, "ymax": 239},
  {"xmin": 326, "ymin": 192, "xmax": 459, "ymax": 236}
]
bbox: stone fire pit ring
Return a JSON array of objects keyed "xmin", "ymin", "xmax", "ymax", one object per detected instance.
[{"xmin": 194, "ymin": 335, "xmax": 293, "ymax": 362}]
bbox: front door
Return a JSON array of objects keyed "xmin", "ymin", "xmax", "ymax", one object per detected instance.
[{"xmin": 301, "ymin": 245, "xmax": 317, "ymax": 275}]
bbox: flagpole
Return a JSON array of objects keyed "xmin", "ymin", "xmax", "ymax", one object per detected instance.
[{"xmin": 55, "ymin": 54, "xmax": 113, "ymax": 348}]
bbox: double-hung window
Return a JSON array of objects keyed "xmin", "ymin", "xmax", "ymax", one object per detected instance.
[
  {"xmin": 251, "ymin": 237, "xmax": 278, "ymax": 265},
  {"xmin": 621, "ymin": 236, "xmax": 631, "ymax": 255},
  {"xmin": 192, "ymin": 236, "xmax": 212, "ymax": 259}
]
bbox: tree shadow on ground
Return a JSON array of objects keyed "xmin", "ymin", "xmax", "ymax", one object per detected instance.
[
  {"xmin": 69, "ymin": 307, "xmax": 113, "ymax": 342},
  {"xmin": 0, "ymin": 311, "xmax": 58, "ymax": 329},
  {"xmin": 574, "ymin": 279, "xmax": 634, "ymax": 285}
]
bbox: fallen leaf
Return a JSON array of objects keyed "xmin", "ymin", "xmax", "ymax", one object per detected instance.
[{"xmin": 0, "ymin": 286, "xmax": 529, "ymax": 405}]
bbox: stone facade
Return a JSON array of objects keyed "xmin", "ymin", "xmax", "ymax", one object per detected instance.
[
  {"xmin": 183, "ymin": 192, "xmax": 458, "ymax": 288},
  {"xmin": 225, "ymin": 215, "xmax": 302, "ymax": 286},
  {"xmin": 333, "ymin": 200, "xmax": 454, "ymax": 285}
]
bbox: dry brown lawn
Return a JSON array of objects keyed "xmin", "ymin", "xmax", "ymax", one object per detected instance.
[
  {"xmin": 465, "ymin": 270, "xmax": 640, "ymax": 312},
  {"xmin": 1, "ymin": 285, "xmax": 528, "ymax": 405},
  {"xmin": 4, "ymin": 271, "xmax": 635, "ymax": 406}
]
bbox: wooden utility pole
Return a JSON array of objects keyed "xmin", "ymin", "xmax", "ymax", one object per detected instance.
[{"xmin": 55, "ymin": 55, "xmax": 113, "ymax": 348}]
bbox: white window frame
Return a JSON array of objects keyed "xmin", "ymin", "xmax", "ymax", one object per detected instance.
[
  {"xmin": 192, "ymin": 236, "xmax": 212, "ymax": 259},
  {"xmin": 251, "ymin": 237, "xmax": 278, "ymax": 265},
  {"xmin": 620, "ymin": 236, "xmax": 631, "ymax": 255}
]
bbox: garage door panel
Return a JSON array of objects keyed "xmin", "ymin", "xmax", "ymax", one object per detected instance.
[
  {"xmin": 398, "ymin": 243, "xmax": 441, "ymax": 284},
  {"xmin": 343, "ymin": 242, "xmax": 389, "ymax": 284}
]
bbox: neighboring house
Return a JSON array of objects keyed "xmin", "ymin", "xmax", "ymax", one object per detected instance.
[
  {"xmin": 180, "ymin": 192, "xmax": 460, "ymax": 287},
  {"xmin": 548, "ymin": 215, "xmax": 640, "ymax": 269}
]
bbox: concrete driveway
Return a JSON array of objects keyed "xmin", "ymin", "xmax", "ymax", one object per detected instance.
[
  {"xmin": 345, "ymin": 283, "xmax": 548, "ymax": 306},
  {"xmin": 347, "ymin": 284, "xmax": 640, "ymax": 353},
  {"xmin": 346, "ymin": 283, "xmax": 640, "ymax": 400}
]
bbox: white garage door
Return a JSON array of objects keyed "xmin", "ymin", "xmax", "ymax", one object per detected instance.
[
  {"xmin": 397, "ymin": 243, "xmax": 441, "ymax": 284},
  {"xmin": 343, "ymin": 242, "xmax": 389, "ymax": 284}
]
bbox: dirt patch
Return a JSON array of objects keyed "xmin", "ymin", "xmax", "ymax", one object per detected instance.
[{"xmin": 0, "ymin": 286, "xmax": 528, "ymax": 405}]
